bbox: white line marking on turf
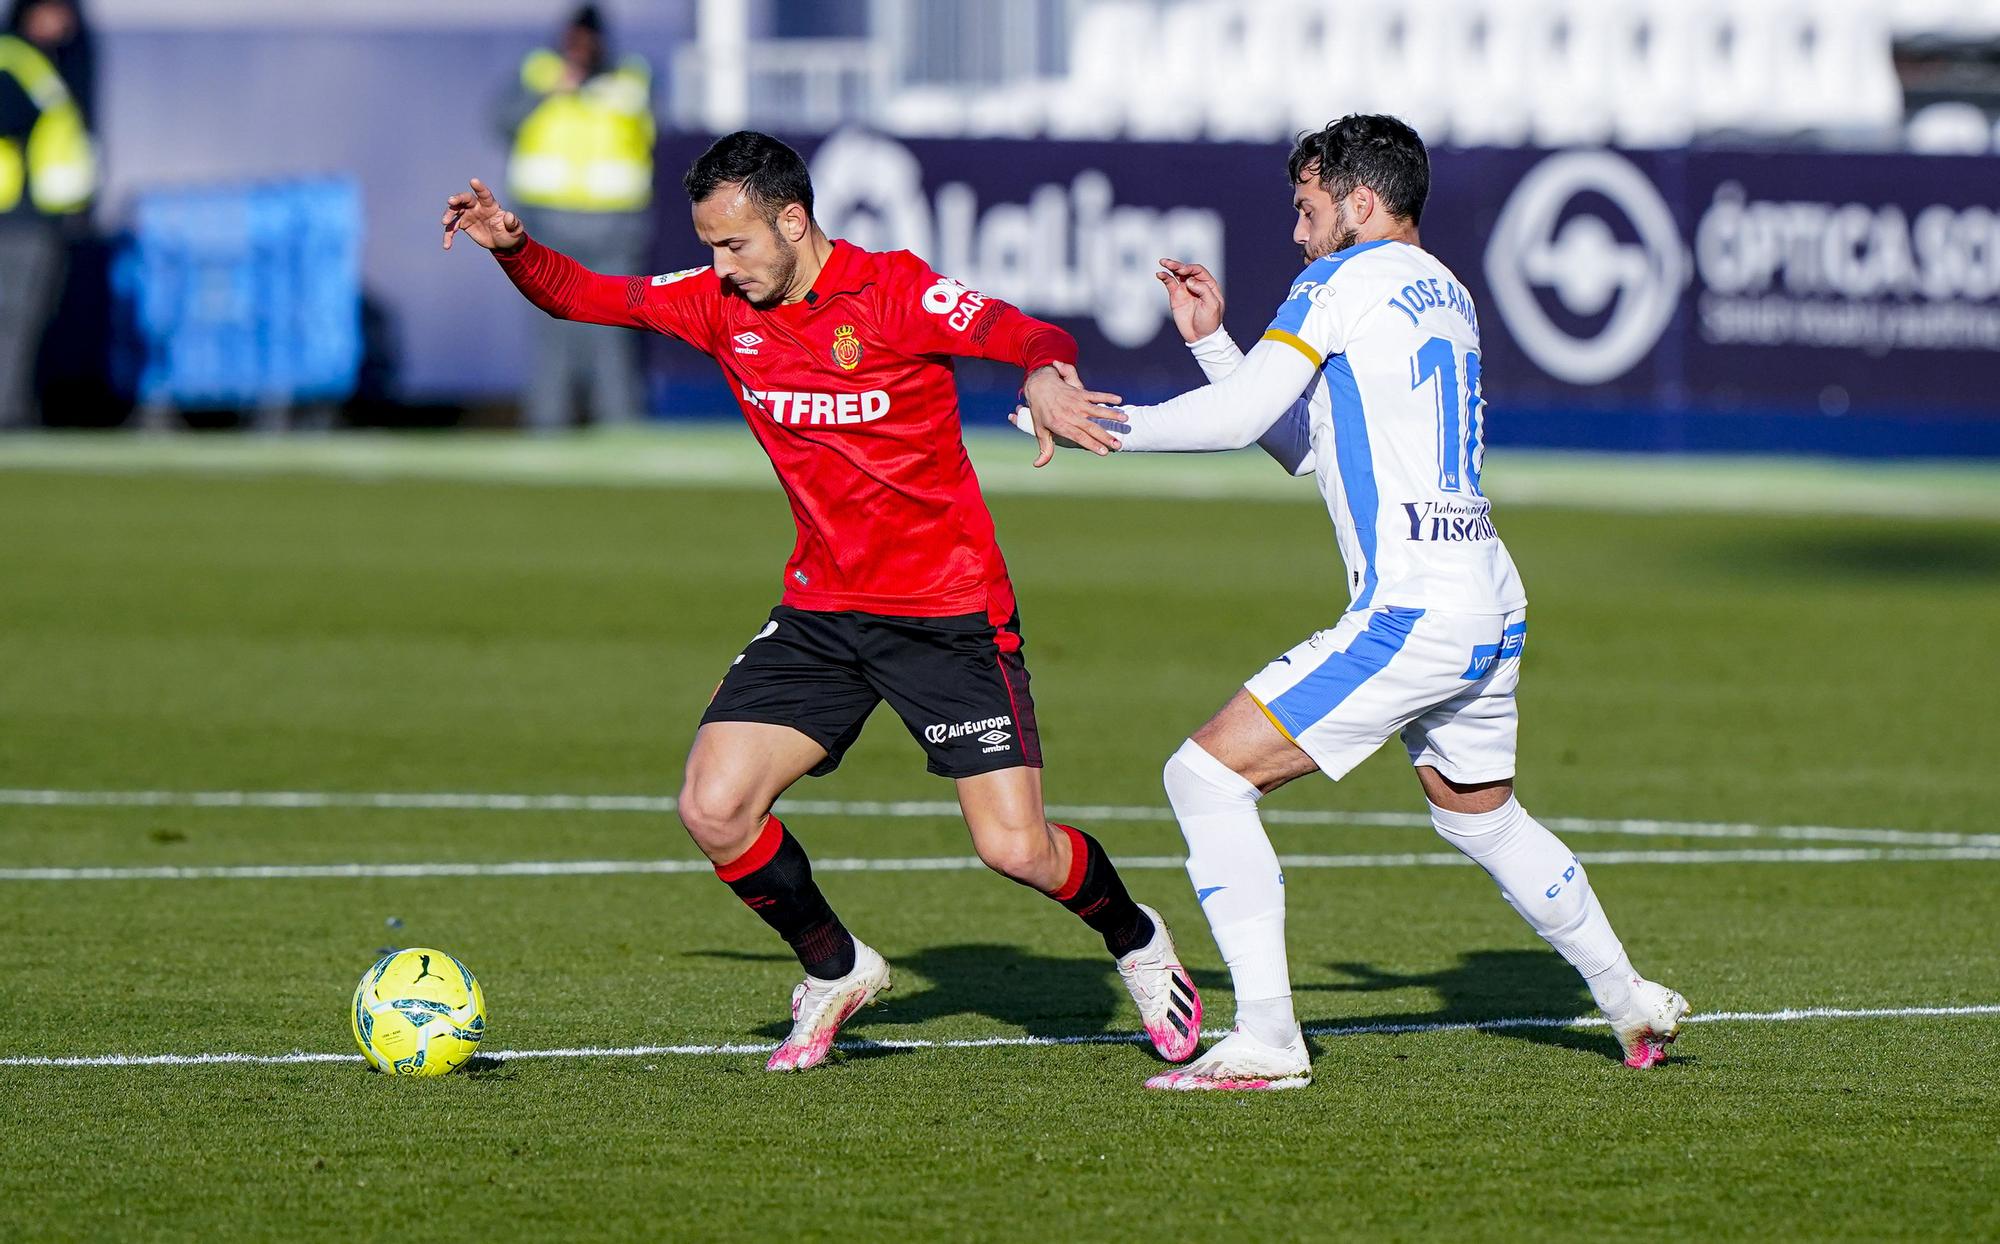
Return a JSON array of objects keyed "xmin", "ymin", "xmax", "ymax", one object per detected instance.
[
  {"xmin": 5, "ymin": 845, "xmax": 1999, "ymax": 882},
  {"xmin": 3, "ymin": 788, "xmax": 1994, "ymax": 850},
  {"xmin": 3, "ymin": 1003, "xmax": 1994, "ymax": 1069}
]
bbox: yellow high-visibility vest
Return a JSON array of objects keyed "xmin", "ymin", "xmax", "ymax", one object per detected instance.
[
  {"xmin": 507, "ymin": 49, "xmax": 655, "ymax": 213},
  {"xmin": 0, "ymin": 35, "xmax": 95, "ymax": 215}
]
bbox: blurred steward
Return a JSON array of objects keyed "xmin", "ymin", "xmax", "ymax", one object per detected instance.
[
  {"xmin": 497, "ymin": 3, "xmax": 655, "ymax": 432},
  {"xmin": 0, "ymin": 0, "xmax": 96, "ymax": 427}
]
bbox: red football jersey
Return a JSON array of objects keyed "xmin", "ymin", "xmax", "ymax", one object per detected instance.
[{"xmin": 497, "ymin": 238, "xmax": 1075, "ymax": 623}]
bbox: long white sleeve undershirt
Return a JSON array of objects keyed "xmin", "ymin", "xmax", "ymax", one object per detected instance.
[
  {"xmin": 1186, "ymin": 324, "xmax": 1246, "ymax": 382},
  {"xmin": 1117, "ymin": 331, "xmax": 1320, "ymax": 473}
]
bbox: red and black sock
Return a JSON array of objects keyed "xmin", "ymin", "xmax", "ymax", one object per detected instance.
[
  {"xmin": 714, "ymin": 816, "xmax": 857, "ymax": 980},
  {"xmin": 1049, "ymin": 824, "xmax": 1156, "ymax": 958}
]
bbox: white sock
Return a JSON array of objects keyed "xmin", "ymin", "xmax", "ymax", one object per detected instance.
[
  {"xmin": 1428, "ymin": 797, "xmax": 1632, "ymax": 1005},
  {"xmin": 1583, "ymin": 952, "xmax": 1638, "ymax": 1017},
  {"xmin": 1236, "ymin": 997, "xmax": 1299, "ymax": 1049},
  {"xmin": 1164, "ymin": 739, "xmax": 1297, "ymax": 1046}
]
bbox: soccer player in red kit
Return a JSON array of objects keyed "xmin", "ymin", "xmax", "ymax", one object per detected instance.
[{"xmin": 441, "ymin": 130, "xmax": 1201, "ymax": 1071}]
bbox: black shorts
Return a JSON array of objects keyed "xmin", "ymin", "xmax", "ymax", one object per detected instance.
[{"xmin": 700, "ymin": 605, "xmax": 1043, "ymax": 779}]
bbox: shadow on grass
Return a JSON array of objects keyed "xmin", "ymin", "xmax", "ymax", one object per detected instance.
[
  {"xmin": 853, "ymin": 943, "xmax": 1128, "ymax": 1042},
  {"xmin": 681, "ymin": 945, "xmax": 1651, "ymax": 1066},
  {"xmin": 1700, "ymin": 528, "xmax": 2000, "ymax": 583},
  {"xmin": 686, "ymin": 949, "xmax": 795, "ymax": 965},
  {"xmin": 462, "ymin": 1055, "xmax": 517, "ymax": 1078},
  {"xmin": 1299, "ymin": 948, "xmax": 1617, "ymax": 1062},
  {"xmin": 687, "ymin": 942, "xmax": 1222, "ymax": 1046}
]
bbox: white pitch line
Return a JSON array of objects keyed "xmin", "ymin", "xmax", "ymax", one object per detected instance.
[
  {"xmin": 2, "ymin": 788, "xmax": 1994, "ymax": 851},
  {"xmin": 5, "ymin": 845, "xmax": 2000, "ymax": 882},
  {"xmin": 3, "ymin": 1002, "xmax": 1995, "ymax": 1070}
]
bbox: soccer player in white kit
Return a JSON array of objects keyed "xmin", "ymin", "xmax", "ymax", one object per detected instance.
[{"xmin": 1024, "ymin": 116, "xmax": 1688, "ymax": 1090}]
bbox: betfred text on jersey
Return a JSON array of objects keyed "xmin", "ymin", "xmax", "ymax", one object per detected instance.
[
  {"xmin": 1402, "ymin": 499, "xmax": 1498, "ymax": 542},
  {"xmin": 741, "ymin": 386, "xmax": 891, "ymax": 426}
]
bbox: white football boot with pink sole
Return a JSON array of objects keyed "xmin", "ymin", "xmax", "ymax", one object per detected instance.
[
  {"xmin": 1115, "ymin": 904, "xmax": 1204, "ymax": 1064},
  {"xmin": 766, "ymin": 940, "xmax": 892, "ymax": 1072},
  {"xmin": 1145, "ymin": 1027, "xmax": 1311, "ymax": 1092},
  {"xmin": 1607, "ymin": 977, "xmax": 1690, "ymax": 1068}
]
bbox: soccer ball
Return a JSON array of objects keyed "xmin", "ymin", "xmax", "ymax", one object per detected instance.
[{"xmin": 350, "ymin": 947, "xmax": 487, "ymax": 1076}]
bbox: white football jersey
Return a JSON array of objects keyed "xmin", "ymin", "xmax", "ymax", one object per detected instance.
[{"xmin": 1260, "ymin": 240, "xmax": 1525, "ymax": 614}]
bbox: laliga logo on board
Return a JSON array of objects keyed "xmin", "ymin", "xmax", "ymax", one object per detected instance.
[
  {"xmin": 809, "ymin": 129, "xmax": 1224, "ymax": 349},
  {"xmin": 1484, "ymin": 151, "xmax": 1690, "ymax": 385}
]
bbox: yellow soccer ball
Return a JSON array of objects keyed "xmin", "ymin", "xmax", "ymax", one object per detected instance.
[{"xmin": 351, "ymin": 947, "xmax": 487, "ymax": 1076}]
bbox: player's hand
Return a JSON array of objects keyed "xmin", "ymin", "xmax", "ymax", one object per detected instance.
[
  {"xmin": 1008, "ymin": 401, "xmax": 1129, "ymax": 453},
  {"xmin": 1157, "ymin": 257, "xmax": 1224, "ymax": 343},
  {"xmin": 441, "ymin": 178, "xmax": 527, "ymax": 253},
  {"xmin": 1022, "ymin": 362, "xmax": 1124, "ymax": 467}
]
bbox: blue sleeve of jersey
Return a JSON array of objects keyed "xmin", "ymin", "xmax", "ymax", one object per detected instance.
[
  {"xmin": 1254, "ymin": 396, "xmax": 1313, "ymax": 475},
  {"xmin": 1264, "ymin": 255, "xmax": 1340, "ymax": 342}
]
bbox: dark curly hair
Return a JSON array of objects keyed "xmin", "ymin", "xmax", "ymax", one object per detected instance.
[{"xmin": 1286, "ymin": 114, "xmax": 1429, "ymax": 226}]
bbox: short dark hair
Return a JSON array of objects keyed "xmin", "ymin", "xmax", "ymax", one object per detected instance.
[
  {"xmin": 682, "ymin": 131, "xmax": 815, "ymax": 223},
  {"xmin": 1286, "ymin": 114, "xmax": 1429, "ymax": 226}
]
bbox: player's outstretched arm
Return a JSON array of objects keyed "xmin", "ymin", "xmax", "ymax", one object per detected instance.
[
  {"xmin": 443, "ymin": 177, "xmax": 669, "ymax": 332},
  {"xmin": 1158, "ymin": 256, "xmax": 1305, "ymax": 473},
  {"xmin": 1009, "ymin": 356, "xmax": 1312, "ymax": 472},
  {"xmin": 1021, "ymin": 362, "xmax": 1125, "ymax": 466},
  {"xmin": 440, "ymin": 177, "xmax": 526, "ymax": 253},
  {"xmin": 959, "ymin": 301, "xmax": 1124, "ymax": 465},
  {"xmin": 1113, "ymin": 336, "xmax": 1320, "ymax": 455},
  {"xmin": 884, "ymin": 254, "xmax": 1122, "ymax": 466},
  {"xmin": 1013, "ymin": 262, "xmax": 1319, "ymax": 466}
]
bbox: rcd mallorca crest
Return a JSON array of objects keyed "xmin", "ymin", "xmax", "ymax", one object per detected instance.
[{"xmin": 831, "ymin": 324, "xmax": 863, "ymax": 371}]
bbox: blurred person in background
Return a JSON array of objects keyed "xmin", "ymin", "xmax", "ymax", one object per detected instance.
[
  {"xmin": 497, "ymin": 3, "xmax": 655, "ymax": 433},
  {"xmin": 8, "ymin": 0, "xmax": 90, "ymax": 125},
  {"xmin": 0, "ymin": 0, "xmax": 95, "ymax": 427}
]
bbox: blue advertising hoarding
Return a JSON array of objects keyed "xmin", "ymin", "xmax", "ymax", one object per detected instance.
[{"xmin": 646, "ymin": 132, "xmax": 2000, "ymax": 456}]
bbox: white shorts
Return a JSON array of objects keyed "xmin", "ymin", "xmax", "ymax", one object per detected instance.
[{"xmin": 1242, "ymin": 606, "xmax": 1527, "ymax": 784}]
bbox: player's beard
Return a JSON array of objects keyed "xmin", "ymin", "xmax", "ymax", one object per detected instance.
[
  {"xmin": 750, "ymin": 236, "xmax": 800, "ymax": 309},
  {"xmin": 1302, "ymin": 199, "xmax": 1360, "ymax": 263}
]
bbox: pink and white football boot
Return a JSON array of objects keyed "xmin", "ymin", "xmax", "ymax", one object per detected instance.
[
  {"xmin": 1115, "ymin": 904, "xmax": 1203, "ymax": 1063},
  {"xmin": 1145, "ymin": 1027, "xmax": 1311, "ymax": 1092},
  {"xmin": 766, "ymin": 939, "xmax": 892, "ymax": 1072},
  {"xmin": 1607, "ymin": 977, "xmax": 1690, "ymax": 1068}
]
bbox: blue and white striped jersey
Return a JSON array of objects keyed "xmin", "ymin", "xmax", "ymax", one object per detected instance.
[{"xmin": 1117, "ymin": 240, "xmax": 1526, "ymax": 615}]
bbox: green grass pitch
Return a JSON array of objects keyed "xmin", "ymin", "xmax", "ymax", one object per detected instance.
[{"xmin": 0, "ymin": 447, "xmax": 1996, "ymax": 1240}]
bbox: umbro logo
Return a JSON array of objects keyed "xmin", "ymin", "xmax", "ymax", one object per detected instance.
[{"xmin": 732, "ymin": 331, "xmax": 763, "ymax": 355}]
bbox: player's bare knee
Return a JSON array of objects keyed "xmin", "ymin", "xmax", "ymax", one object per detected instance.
[
  {"xmin": 675, "ymin": 777, "xmax": 763, "ymax": 855},
  {"xmin": 972, "ymin": 824, "xmax": 1058, "ymax": 887},
  {"xmin": 1418, "ymin": 766, "xmax": 1513, "ymax": 814}
]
